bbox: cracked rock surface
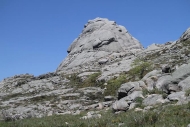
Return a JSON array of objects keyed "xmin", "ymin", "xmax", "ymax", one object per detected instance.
[{"xmin": 57, "ymin": 18, "xmax": 143, "ymax": 76}]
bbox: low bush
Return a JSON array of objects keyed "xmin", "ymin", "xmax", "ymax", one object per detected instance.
[
  {"xmin": 128, "ymin": 58, "xmax": 153, "ymax": 81},
  {"xmin": 134, "ymin": 97, "xmax": 144, "ymax": 108},
  {"xmin": 82, "ymin": 72, "xmax": 104, "ymax": 88},
  {"xmin": 67, "ymin": 72, "xmax": 104, "ymax": 88},
  {"xmin": 104, "ymin": 74, "xmax": 127, "ymax": 96},
  {"xmin": 67, "ymin": 73, "xmax": 83, "ymax": 86}
]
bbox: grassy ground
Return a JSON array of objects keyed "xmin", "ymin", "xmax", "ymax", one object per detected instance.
[{"xmin": 1, "ymin": 102, "xmax": 190, "ymax": 127}]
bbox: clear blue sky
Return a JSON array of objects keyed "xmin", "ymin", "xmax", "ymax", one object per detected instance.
[{"xmin": 0, "ymin": 0, "xmax": 190, "ymax": 80}]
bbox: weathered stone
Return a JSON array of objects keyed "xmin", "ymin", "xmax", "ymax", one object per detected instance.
[
  {"xmin": 142, "ymin": 70, "xmax": 161, "ymax": 81},
  {"xmin": 143, "ymin": 94, "xmax": 164, "ymax": 106},
  {"xmin": 118, "ymin": 81, "xmax": 143, "ymax": 100},
  {"xmin": 172, "ymin": 63, "xmax": 190, "ymax": 83},
  {"xmin": 98, "ymin": 58, "xmax": 108, "ymax": 65},
  {"xmin": 120, "ymin": 91, "xmax": 144, "ymax": 101},
  {"xmin": 178, "ymin": 76, "xmax": 190, "ymax": 91},
  {"xmin": 167, "ymin": 84, "xmax": 181, "ymax": 92},
  {"xmin": 154, "ymin": 64, "xmax": 190, "ymax": 93},
  {"xmin": 167, "ymin": 91, "xmax": 186, "ymax": 101},
  {"xmin": 112, "ymin": 100, "xmax": 129, "ymax": 112},
  {"xmin": 97, "ymin": 102, "xmax": 104, "ymax": 109},
  {"xmin": 104, "ymin": 96, "xmax": 114, "ymax": 101},
  {"xmin": 144, "ymin": 77, "xmax": 155, "ymax": 91},
  {"xmin": 155, "ymin": 75, "xmax": 173, "ymax": 90},
  {"xmin": 128, "ymin": 103, "xmax": 137, "ymax": 110}
]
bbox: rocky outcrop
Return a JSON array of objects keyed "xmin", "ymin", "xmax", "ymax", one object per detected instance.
[
  {"xmin": 0, "ymin": 18, "xmax": 190, "ymax": 121},
  {"xmin": 114, "ymin": 62, "xmax": 190, "ymax": 112},
  {"xmin": 0, "ymin": 73, "xmax": 107, "ymax": 119},
  {"xmin": 57, "ymin": 18, "xmax": 143, "ymax": 78}
]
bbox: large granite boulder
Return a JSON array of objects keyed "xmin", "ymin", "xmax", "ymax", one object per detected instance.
[
  {"xmin": 117, "ymin": 81, "xmax": 145, "ymax": 100},
  {"xmin": 167, "ymin": 91, "xmax": 186, "ymax": 102},
  {"xmin": 112, "ymin": 100, "xmax": 129, "ymax": 112},
  {"xmin": 143, "ymin": 94, "xmax": 164, "ymax": 106},
  {"xmin": 172, "ymin": 63, "xmax": 190, "ymax": 83},
  {"xmin": 178, "ymin": 76, "xmax": 190, "ymax": 91},
  {"xmin": 155, "ymin": 75, "xmax": 173, "ymax": 90},
  {"xmin": 56, "ymin": 18, "xmax": 143, "ymax": 75}
]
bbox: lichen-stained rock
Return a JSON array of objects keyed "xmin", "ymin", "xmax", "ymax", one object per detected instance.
[{"xmin": 56, "ymin": 18, "xmax": 143, "ymax": 75}]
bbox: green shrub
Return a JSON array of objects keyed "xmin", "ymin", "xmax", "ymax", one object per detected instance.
[
  {"xmin": 67, "ymin": 73, "xmax": 83, "ymax": 86},
  {"xmin": 67, "ymin": 72, "xmax": 104, "ymax": 88},
  {"xmin": 128, "ymin": 59, "xmax": 153, "ymax": 81},
  {"xmin": 82, "ymin": 72, "xmax": 104, "ymax": 88},
  {"xmin": 86, "ymin": 92, "xmax": 104, "ymax": 101},
  {"xmin": 134, "ymin": 97, "xmax": 144, "ymax": 108},
  {"xmin": 104, "ymin": 74, "xmax": 127, "ymax": 96}
]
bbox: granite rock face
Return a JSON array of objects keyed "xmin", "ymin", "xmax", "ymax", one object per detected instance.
[
  {"xmin": 57, "ymin": 18, "xmax": 143, "ymax": 75},
  {"xmin": 67, "ymin": 17, "xmax": 143, "ymax": 54}
]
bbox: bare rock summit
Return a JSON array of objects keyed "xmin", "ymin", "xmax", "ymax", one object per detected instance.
[{"xmin": 57, "ymin": 18, "xmax": 143, "ymax": 75}]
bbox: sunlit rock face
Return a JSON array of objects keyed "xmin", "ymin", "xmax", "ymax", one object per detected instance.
[
  {"xmin": 57, "ymin": 17, "xmax": 143, "ymax": 74},
  {"xmin": 67, "ymin": 17, "xmax": 143, "ymax": 54}
]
